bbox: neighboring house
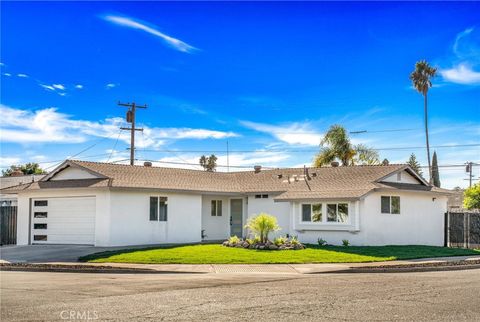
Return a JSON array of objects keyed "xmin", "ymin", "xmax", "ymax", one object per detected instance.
[
  {"xmin": 2, "ymin": 160, "xmax": 452, "ymax": 247},
  {"xmin": 447, "ymin": 188, "xmax": 464, "ymax": 211},
  {"xmin": 0, "ymin": 174, "xmax": 45, "ymax": 206}
]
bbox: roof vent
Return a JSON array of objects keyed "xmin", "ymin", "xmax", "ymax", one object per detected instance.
[
  {"xmin": 144, "ymin": 161, "xmax": 152, "ymax": 167},
  {"xmin": 330, "ymin": 161, "xmax": 339, "ymax": 167},
  {"xmin": 254, "ymin": 165, "xmax": 262, "ymax": 173}
]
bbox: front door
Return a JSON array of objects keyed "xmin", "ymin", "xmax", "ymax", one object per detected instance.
[{"xmin": 230, "ymin": 199, "xmax": 243, "ymax": 237}]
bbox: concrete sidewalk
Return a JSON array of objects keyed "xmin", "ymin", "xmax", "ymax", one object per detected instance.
[{"xmin": 2, "ymin": 255, "xmax": 480, "ymax": 274}]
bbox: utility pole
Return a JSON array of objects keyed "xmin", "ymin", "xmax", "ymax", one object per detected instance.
[
  {"xmin": 118, "ymin": 102, "xmax": 147, "ymax": 165},
  {"xmin": 226, "ymin": 141, "xmax": 230, "ymax": 172},
  {"xmin": 466, "ymin": 162, "xmax": 474, "ymax": 187}
]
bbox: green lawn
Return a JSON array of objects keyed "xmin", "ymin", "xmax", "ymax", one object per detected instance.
[{"xmin": 79, "ymin": 244, "xmax": 480, "ymax": 264}]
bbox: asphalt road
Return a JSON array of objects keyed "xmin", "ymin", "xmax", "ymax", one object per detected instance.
[{"xmin": 1, "ymin": 269, "xmax": 480, "ymax": 321}]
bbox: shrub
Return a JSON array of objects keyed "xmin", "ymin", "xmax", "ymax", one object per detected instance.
[
  {"xmin": 244, "ymin": 213, "xmax": 280, "ymax": 243},
  {"xmin": 317, "ymin": 238, "xmax": 327, "ymax": 246},
  {"xmin": 464, "ymin": 183, "xmax": 480, "ymax": 210},
  {"xmin": 342, "ymin": 239, "xmax": 350, "ymax": 247},
  {"xmin": 290, "ymin": 236, "xmax": 300, "ymax": 245},
  {"xmin": 228, "ymin": 235, "xmax": 241, "ymax": 245},
  {"xmin": 274, "ymin": 236, "xmax": 287, "ymax": 246}
]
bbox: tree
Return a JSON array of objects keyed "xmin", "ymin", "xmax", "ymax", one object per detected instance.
[
  {"xmin": 382, "ymin": 159, "xmax": 390, "ymax": 165},
  {"xmin": 410, "ymin": 60, "xmax": 437, "ymax": 183},
  {"xmin": 406, "ymin": 153, "xmax": 423, "ymax": 177},
  {"xmin": 199, "ymin": 154, "xmax": 217, "ymax": 172},
  {"xmin": 431, "ymin": 151, "xmax": 441, "ymax": 187},
  {"xmin": 354, "ymin": 144, "xmax": 380, "ymax": 165},
  {"xmin": 2, "ymin": 163, "xmax": 46, "ymax": 176},
  {"xmin": 463, "ymin": 183, "xmax": 480, "ymax": 210},
  {"xmin": 314, "ymin": 125, "xmax": 379, "ymax": 167},
  {"xmin": 244, "ymin": 213, "xmax": 280, "ymax": 243}
]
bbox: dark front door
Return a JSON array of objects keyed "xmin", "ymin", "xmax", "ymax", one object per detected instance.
[{"xmin": 230, "ymin": 199, "xmax": 243, "ymax": 237}]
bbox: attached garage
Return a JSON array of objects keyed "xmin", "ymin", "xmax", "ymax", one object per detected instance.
[{"xmin": 31, "ymin": 196, "xmax": 96, "ymax": 245}]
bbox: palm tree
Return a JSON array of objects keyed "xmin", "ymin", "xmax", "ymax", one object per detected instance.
[
  {"xmin": 314, "ymin": 125, "xmax": 379, "ymax": 166},
  {"xmin": 410, "ymin": 60, "xmax": 437, "ymax": 183}
]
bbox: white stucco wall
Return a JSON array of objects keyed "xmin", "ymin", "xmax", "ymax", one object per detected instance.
[
  {"xmin": 108, "ymin": 190, "xmax": 202, "ymax": 246},
  {"xmin": 201, "ymin": 195, "xmax": 230, "ymax": 240},
  {"xmin": 50, "ymin": 167, "xmax": 99, "ymax": 180},
  {"xmin": 382, "ymin": 170, "xmax": 421, "ymax": 184},
  {"xmin": 293, "ymin": 191, "xmax": 447, "ymax": 246},
  {"xmin": 246, "ymin": 194, "xmax": 291, "ymax": 239}
]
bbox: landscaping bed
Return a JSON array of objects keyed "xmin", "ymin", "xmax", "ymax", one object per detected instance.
[{"xmin": 79, "ymin": 244, "xmax": 480, "ymax": 264}]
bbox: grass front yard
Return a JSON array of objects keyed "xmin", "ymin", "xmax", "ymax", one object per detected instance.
[{"xmin": 79, "ymin": 244, "xmax": 480, "ymax": 264}]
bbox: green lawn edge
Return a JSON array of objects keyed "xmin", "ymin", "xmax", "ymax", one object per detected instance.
[{"xmin": 79, "ymin": 244, "xmax": 480, "ymax": 264}]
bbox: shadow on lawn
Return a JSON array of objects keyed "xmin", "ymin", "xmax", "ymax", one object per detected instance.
[{"xmin": 305, "ymin": 244, "xmax": 480, "ymax": 260}]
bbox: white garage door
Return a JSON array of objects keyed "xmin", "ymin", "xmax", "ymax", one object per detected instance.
[{"xmin": 31, "ymin": 197, "xmax": 96, "ymax": 245}]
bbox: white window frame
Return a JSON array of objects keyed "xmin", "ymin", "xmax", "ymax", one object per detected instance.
[
  {"xmin": 211, "ymin": 200, "xmax": 222, "ymax": 217},
  {"xmin": 301, "ymin": 203, "xmax": 323, "ymax": 222},
  {"xmin": 300, "ymin": 202, "xmax": 350, "ymax": 224},
  {"xmin": 149, "ymin": 196, "xmax": 168, "ymax": 222},
  {"xmin": 381, "ymin": 196, "xmax": 400, "ymax": 214}
]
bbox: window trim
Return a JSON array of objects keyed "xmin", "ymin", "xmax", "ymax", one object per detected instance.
[
  {"xmin": 149, "ymin": 196, "xmax": 168, "ymax": 222},
  {"xmin": 301, "ymin": 202, "xmax": 350, "ymax": 224},
  {"xmin": 211, "ymin": 200, "xmax": 223, "ymax": 217},
  {"xmin": 381, "ymin": 196, "xmax": 401, "ymax": 214}
]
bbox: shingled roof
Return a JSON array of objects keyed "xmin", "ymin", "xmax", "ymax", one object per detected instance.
[{"xmin": 2, "ymin": 159, "xmax": 449, "ymax": 200}]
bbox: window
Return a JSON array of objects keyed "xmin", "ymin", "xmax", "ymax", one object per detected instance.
[
  {"xmin": 33, "ymin": 235, "xmax": 47, "ymax": 241},
  {"xmin": 34, "ymin": 212, "xmax": 47, "ymax": 218},
  {"xmin": 211, "ymin": 200, "xmax": 222, "ymax": 216},
  {"xmin": 150, "ymin": 197, "xmax": 158, "ymax": 221},
  {"xmin": 381, "ymin": 196, "xmax": 400, "ymax": 214},
  {"xmin": 254, "ymin": 194, "xmax": 268, "ymax": 199},
  {"xmin": 34, "ymin": 223, "xmax": 47, "ymax": 229},
  {"xmin": 302, "ymin": 203, "xmax": 322, "ymax": 222},
  {"xmin": 150, "ymin": 196, "xmax": 168, "ymax": 221},
  {"xmin": 327, "ymin": 203, "xmax": 349, "ymax": 223},
  {"xmin": 34, "ymin": 200, "xmax": 48, "ymax": 207},
  {"xmin": 262, "ymin": 194, "xmax": 268, "ymax": 199}
]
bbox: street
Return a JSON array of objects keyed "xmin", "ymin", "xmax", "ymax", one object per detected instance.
[{"xmin": 1, "ymin": 269, "xmax": 480, "ymax": 321}]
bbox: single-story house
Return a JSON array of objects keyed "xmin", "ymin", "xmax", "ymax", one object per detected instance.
[{"xmin": 2, "ymin": 160, "xmax": 451, "ymax": 246}]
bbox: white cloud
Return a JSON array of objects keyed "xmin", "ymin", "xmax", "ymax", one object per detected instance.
[
  {"xmin": 241, "ymin": 120, "xmax": 322, "ymax": 146},
  {"xmin": 75, "ymin": 84, "xmax": 83, "ymax": 89},
  {"xmin": 3, "ymin": 73, "xmax": 11, "ymax": 77},
  {"xmin": 440, "ymin": 63, "xmax": 480, "ymax": 85},
  {"xmin": 0, "ymin": 62, "xmax": 5, "ymax": 66},
  {"xmin": 52, "ymin": 84, "xmax": 66, "ymax": 90},
  {"xmin": 17, "ymin": 73, "xmax": 28, "ymax": 78},
  {"xmin": 106, "ymin": 83, "xmax": 116, "ymax": 89},
  {"xmin": 0, "ymin": 157, "xmax": 22, "ymax": 168},
  {"xmin": 453, "ymin": 27, "xmax": 474, "ymax": 57},
  {"xmin": 102, "ymin": 14, "xmax": 197, "ymax": 53},
  {"xmin": 0, "ymin": 105, "xmax": 237, "ymax": 146},
  {"xmin": 40, "ymin": 84, "xmax": 55, "ymax": 91}
]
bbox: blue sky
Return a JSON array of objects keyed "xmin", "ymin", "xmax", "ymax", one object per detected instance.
[{"xmin": 1, "ymin": 1, "xmax": 479, "ymax": 188}]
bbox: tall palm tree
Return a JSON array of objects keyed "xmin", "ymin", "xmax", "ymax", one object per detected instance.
[
  {"xmin": 314, "ymin": 125, "xmax": 379, "ymax": 166},
  {"xmin": 410, "ymin": 60, "xmax": 437, "ymax": 183}
]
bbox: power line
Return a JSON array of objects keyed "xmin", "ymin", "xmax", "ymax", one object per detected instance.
[{"xmin": 137, "ymin": 143, "xmax": 480, "ymax": 154}]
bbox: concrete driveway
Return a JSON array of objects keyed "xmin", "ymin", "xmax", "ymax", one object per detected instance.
[{"xmin": 0, "ymin": 245, "xmax": 130, "ymax": 263}]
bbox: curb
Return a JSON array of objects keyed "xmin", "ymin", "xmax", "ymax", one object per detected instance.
[
  {"xmin": 0, "ymin": 263, "xmax": 198, "ymax": 274},
  {"xmin": 321, "ymin": 259, "xmax": 480, "ymax": 274}
]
